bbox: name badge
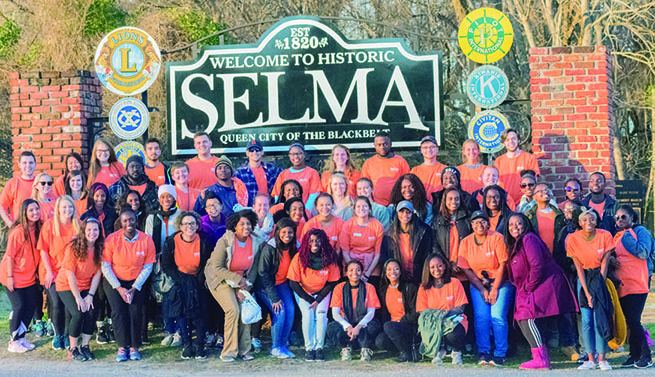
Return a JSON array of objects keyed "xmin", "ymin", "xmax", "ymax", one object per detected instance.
[
  {"xmin": 320, "ymin": 270, "xmax": 327, "ymax": 275},
  {"xmin": 597, "ymin": 248, "xmax": 604, "ymax": 254},
  {"xmin": 397, "ymin": 298, "xmax": 403, "ymax": 303},
  {"xmin": 353, "ymin": 233, "xmax": 362, "ymax": 237},
  {"xmin": 331, "ymin": 236, "xmax": 338, "ymax": 241},
  {"xmin": 136, "ymin": 251, "xmax": 145, "ymax": 256},
  {"xmin": 446, "ymin": 296, "xmax": 454, "ymax": 301},
  {"xmin": 299, "ymin": 178, "xmax": 308, "ymax": 182},
  {"xmin": 368, "ymin": 236, "xmax": 376, "ymax": 240},
  {"xmin": 390, "ymin": 167, "xmax": 399, "ymax": 171},
  {"xmin": 194, "ymin": 252, "xmax": 200, "ymax": 257},
  {"xmin": 248, "ymin": 255, "xmax": 253, "ymax": 260}
]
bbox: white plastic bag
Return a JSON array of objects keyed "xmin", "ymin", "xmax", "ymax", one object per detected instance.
[{"xmin": 239, "ymin": 290, "xmax": 262, "ymax": 325}]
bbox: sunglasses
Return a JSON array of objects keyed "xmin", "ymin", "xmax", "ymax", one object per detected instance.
[
  {"xmin": 565, "ymin": 186, "xmax": 581, "ymax": 192},
  {"xmin": 520, "ymin": 183, "xmax": 535, "ymax": 189},
  {"xmin": 615, "ymin": 214, "xmax": 630, "ymax": 222},
  {"xmin": 39, "ymin": 181, "xmax": 54, "ymax": 186}
]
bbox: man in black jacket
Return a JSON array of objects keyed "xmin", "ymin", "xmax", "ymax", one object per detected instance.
[{"xmin": 581, "ymin": 172, "xmax": 617, "ymax": 235}]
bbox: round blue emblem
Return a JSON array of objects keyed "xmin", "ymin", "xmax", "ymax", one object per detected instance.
[
  {"xmin": 109, "ymin": 97, "xmax": 150, "ymax": 140},
  {"xmin": 468, "ymin": 110, "xmax": 509, "ymax": 153},
  {"xmin": 466, "ymin": 65, "xmax": 509, "ymax": 108}
]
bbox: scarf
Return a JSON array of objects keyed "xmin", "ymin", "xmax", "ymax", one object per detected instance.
[
  {"xmin": 309, "ymin": 252, "xmax": 324, "ymax": 271},
  {"xmin": 158, "ymin": 205, "xmax": 178, "ymax": 218},
  {"xmin": 342, "ymin": 280, "xmax": 367, "ymax": 325}
]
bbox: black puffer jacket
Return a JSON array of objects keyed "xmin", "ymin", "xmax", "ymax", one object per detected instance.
[
  {"xmin": 377, "ymin": 280, "xmax": 419, "ymax": 325},
  {"xmin": 432, "ymin": 208, "xmax": 472, "ymax": 260},
  {"xmin": 380, "ymin": 221, "xmax": 433, "ymax": 286}
]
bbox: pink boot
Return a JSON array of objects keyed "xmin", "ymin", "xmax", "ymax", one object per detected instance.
[
  {"xmin": 519, "ymin": 346, "xmax": 550, "ymax": 370},
  {"xmin": 537, "ymin": 345, "xmax": 552, "ymax": 369}
]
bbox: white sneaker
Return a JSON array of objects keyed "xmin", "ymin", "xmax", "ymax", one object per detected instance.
[
  {"xmin": 271, "ymin": 347, "xmax": 290, "ymax": 359},
  {"xmin": 18, "ymin": 338, "xmax": 35, "ymax": 350},
  {"xmin": 432, "ymin": 349, "xmax": 447, "ymax": 365},
  {"xmin": 161, "ymin": 332, "xmax": 174, "ymax": 346},
  {"xmin": 8, "ymin": 340, "xmax": 28, "ymax": 353},
  {"xmin": 341, "ymin": 347, "xmax": 352, "ymax": 361},
  {"xmin": 598, "ymin": 360, "xmax": 612, "ymax": 371},
  {"xmin": 451, "ymin": 351, "xmax": 463, "ymax": 365},
  {"xmin": 170, "ymin": 332, "xmax": 182, "ymax": 347},
  {"xmin": 578, "ymin": 360, "xmax": 597, "ymax": 370}
]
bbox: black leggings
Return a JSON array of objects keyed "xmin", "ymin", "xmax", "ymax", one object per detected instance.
[
  {"xmin": 58, "ymin": 290, "xmax": 96, "ymax": 338},
  {"xmin": 93, "ymin": 280, "xmax": 111, "ymax": 323},
  {"xmin": 375, "ymin": 320, "xmax": 418, "ymax": 353},
  {"xmin": 32, "ymin": 285, "xmax": 44, "ymax": 323},
  {"xmin": 518, "ymin": 318, "xmax": 542, "ymax": 348},
  {"xmin": 327, "ymin": 319, "xmax": 381, "ymax": 350},
  {"xmin": 6, "ymin": 284, "xmax": 39, "ymax": 340},
  {"xmin": 47, "ymin": 283, "xmax": 69, "ymax": 336},
  {"xmin": 104, "ymin": 278, "xmax": 145, "ymax": 349},
  {"xmin": 619, "ymin": 293, "xmax": 651, "ymax": 360}
]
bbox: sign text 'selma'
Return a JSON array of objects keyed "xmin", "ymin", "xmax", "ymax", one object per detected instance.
[{"xmin": 167, "ymin": 16, "xmax": 443, "ymax": 155}]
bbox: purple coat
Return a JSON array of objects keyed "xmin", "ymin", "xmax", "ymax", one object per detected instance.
[{"xmin": 507, "ymin": 233, "xmax": 578, "ymax": 321}]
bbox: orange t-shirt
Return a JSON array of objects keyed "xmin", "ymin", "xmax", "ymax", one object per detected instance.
[
  {"xmin": 494, "ymin": 151, "xmax": 540, "ymax": 206},
  {"xmin": 398, "ymin": 233, "xmax": 413, "ymax": 277},
  {"xmin": 0, "ymin": 176, "xmax": 35, "ymax": 223},
  {"xmin": 320, "ymin": 170, "xmax": 361, "ymax": 198},
  {"xmin": 251, "ymin": 165, "xmax": 268, "ymax": 195},
  {"xmin": 589, "ymin": 200, "xmax": 606, "ymax": 220},
  {"xmin": 614, "ymin": 230, "xmax": 650, "ymax": 297},
  {"xmin": 56, "ymin": 246, "xmax": 99, "ymax": 292},
  {"xmin": 54, "ymin": 175, "xmax": 66, "ymax": 197},
  {"xmin": 175, "ymin": 186, "xmax": 201, "ymax": 212},
  {"xmin": 417, "ymin": 279, "xmax": 468, "ymax": 312},
  {"xmin": 287, "ymin": 254, "xmax": 341, "ymax": 294},
  {"xmin": 103, "ymin": 230, "xmax": 156, "ymax": 281},
  {"xmin": 4, "ymin": 227, "xmax": 39, "ymax": 289},
  {"xmin": 230, "ymin": 237, "xmax": 254, "ymax": 276},
  {"xmin": 174, "ymin": 233, "xmax": 201, "ymax": 275},
  {"xmin": 338, "ymin": 218, "xmax": 383, "ymax": 255},
  {"xmin": 411, "ymin": 163, "xmax": 446, "ymax": 201},
  {"xmin": 489, "ymin": 213, "xmax": 500, "ymax": 232},
  {"xmin": 74, "ymin": 199, "xmax": 87, "ymax": 219},
  {"xmin": 457, "ymin": 231, "xmax": 508, "ymax": 280},
  {"xmin": 449, "ymin": 223, "xmax": 460, "ymax": 262},
  {"xmin": 186, "ymin": 156, "xmax": 219, "ymax": 190},
  {"xmin": 330, "ymin": 282, "xmax": 381, "ymax": 317},
  {"xmin": 536, "ymin": 209, "xmax": 556, "ymax": 252},
  {"xmin": 361, "ymin": 155, "xmax": 410, "ymax": 206},
  {"xmin": 275, "ymin": 249, "xmax": 292, "ymax": 285},
  {"xmin": 271, "ymin": 167, "xmax": 321, "ymax": 204},
  {"xmin": 39, "ymin": 200, "xmax": 56, "ymax": 222},
  {"xmin": 386, "ymin": 286, "xmax": 405, "ymax": 322},
  {"xmin": 565, "ymin": 229, "xmax": 614, "ymax": 269},
  {"xmin": 93, "ymin": 162, "xmax": 126, "ymax": 189},
  {"xmin": 145, "ymin": 162, "xmax": 166, "ymax": 186},
  {"xmin": 130, "ymin": 183, "xmax": 147, "ymax": 196},
  {"xmin": 37, "ymin": 220, "xmax": 77, "ymax": 280},
  {"xmin": 457, "ymin": 164, "xmax": 486, "ymax": 194},
  {"xmin": 300, "ymin": 216, "xmax": 345, "ymax": 250}
]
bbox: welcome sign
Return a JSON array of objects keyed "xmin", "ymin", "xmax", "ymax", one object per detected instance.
[{"xmin": 167, "ymin": 16, "xmax": 443, "ymax": 155}]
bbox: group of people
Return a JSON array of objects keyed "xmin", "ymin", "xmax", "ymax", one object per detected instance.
[{"xmin": 0, "ymin": 129, "xmax": 653, "ymax": 370}]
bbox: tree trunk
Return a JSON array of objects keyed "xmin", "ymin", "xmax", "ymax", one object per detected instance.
[{"xmin": 647, "ymin": 87, "xmax": 655, "ymax": 230}]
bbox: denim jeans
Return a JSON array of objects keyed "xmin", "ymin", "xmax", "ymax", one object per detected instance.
[
  {"xmin": 577, "ymin": 280, "xmax": 609, "ymax": 355},
  {"xmin": 255, "ymin": 282, "xmax": 295, "ymax": 349},
  {"xmin": 470, "ymin": 281, "xmax": 515, "ymax": 358},
  {"xmin": 294, "ymin": 292, "xmax": 331, "ymax": 351}
]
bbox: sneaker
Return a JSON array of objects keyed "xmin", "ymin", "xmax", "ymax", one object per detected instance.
[
  {"xmin": 305, "ymin": 349, "xmax": 316, "ymax": 361},
  {"xmin": 463, "ymin": 344, "xmax": 475, "ymax": 357},
  {"xmin": 478, "ymin": 352, "xmax": 491, "ymax": 365},
  {"xmin": 314, "ymin": 348, "xmax": 324, "ymax": 361},
  {"xmin": 116, "ymin": 348, "xmax": 129, "ymax": 362},
  {"xmin": 7, "ymin": 340, "xmax": 29, "ymax": 353},
  {"xmin": 490, "ymin": 356, "xmax": 505, "ymax": 367},
  {"xmin": 80, "ymin": 345, "xmax": 94, "ymax": 360},
  {"xmin": 108, "ymin": 324, "xmax": 116, "ymax": 343},
  {"xmin": 67, "ymin": 347, "xmax": 86, "ymax": 361},
  {"xmin": 621, "ymin": 356, "xmax": 638, "ymax": 368},
  {"xmin": 64, "ymin": 337, "xmax": 70, "ymax": 348},
  {"xmin": 52, "ymin": 335, "xmax": 65, "ymax": 350},
  {"xmin": 561, "ymin": 346, "xmax": 579, "ymax": 361},
  {"xmin": 578, "ymin": 360, "xmax": 597, "ymax": 370},
  {"xmin": 96, "ymin": 327, "xmax": 109, "ymax": 344},
  {"xmin": 129, "ymin": 348, "xmax": 141, "ymax": 361},
  {"xmin": 204, "ymin": 332, "xmax": 216, "ymax": 348},
  {"xmin": 216, "ymin": 334, "xmax": 224, "ymax": 348},
  {"xmin": 598, "ymin": 360, "xmax": 612, "ymax": 370},
  {"xmin": 451, "ymin": 351, "xmax": 463, "ymax": 365},
  {"xmin": 46, "ymin": 319, "xmax": 54, "ymax": 337},
  {"xmin": 195, "ymin": 346, "xmax": 207, "ymax": 360},
  {"xmin": 341, "ymin": 347, "xmax": 352, "ymax": 361},
  {"xmin": 32, "ymin": 320, "xmax": 46, "ymax": 337},
  {"xmin": 161, "ymin": 332, "xmax": 174, "ymax": 346},
  {"xmin": 240, "ymin": 352, "xmax": 254, "ymax": 361},
  {"xmin": 360, "ymin": 348, "xmax": 373, "ymax": 362},
  {"xmin": 635, "ymin": 357, "xmax": 653, "ymax": 369},
  {"xmin": 182, "ymin": 344, "xmax": 195, "ymax": 360},
  {"xmin": 271, "ymin": 347, "xmax": 290, "ymax": 359},
  {"xmin": 18, "ymin": 337, "xmax": 35, "ymax": 350},
  {"xmin": 220, "ymin": 355, "xmax": 235, "ymax": 362},
  {"xmin": 432, "ymin": 349, "xmax": 447, "ymax": 365},
  {"xmin": 141, "ymin": 331, "xmax": 150, "ymax": 345},
  {"xmin": 170, "ymin": 332, "xmax": 183, "ymax": 347},
  {"xmin": 251, "ymin": 337, "xmax": 262, "ymax": 353},
  {"xmin": 577, "ymin": 352, "xmax": 589, "ymax": 363}
]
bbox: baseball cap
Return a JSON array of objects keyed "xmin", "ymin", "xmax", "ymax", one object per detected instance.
[
  {"xmin": 396, "ymin": 200, "xmax": 414, "ymax": 213},
  {"xmin": 247, "ymin": 139, "xmax": 263, "ymax": 152}
]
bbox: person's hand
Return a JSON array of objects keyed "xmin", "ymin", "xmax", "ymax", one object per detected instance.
[
  {"xmin": 586, "ymin": 292, "xmax": 593, "ymax": 308},
  {"xmin": 126, "ymin": 287, "xmax": 136, "ymax": 304},
  {"xmin": 84, "ymin": 295, "xmax": 94, "ymax": 311},
  {"xmin": 272, "ymin": 300, "xmax": 283, "ymax": 314},
  {"xmin": 238, "ymin": 277, "xmax": 250, "ymax": 290},
  {"xmin": 6, "ymin": 277, "xmax": 13, "ymax": 292},
  {"xmin": 75, "ymin": 296, "xmax": 87, "ymax": 312},
  {"xmin": 452, "ymin": 263, "xmax": 461, "ymax": 273},
  {"xmin": 117, "ymin": 287, "xmax": 130, "ymax": 304},
  {"xmin": 482, "ymin": 289, "xmax": 491, "ymax": 304},
  {"xmin": 349, "ymin": 325, "xmax": 361, "ymax": 340},
  {"xmin": 488, "ymin": 287, "xmax": 498, "ymax": 305},
  {"xmin": 309, "ymin": 301, "xmax": 318, "ymax": 311},
  {"xmin": 44, "ymin": 271, "xmax": 55, "ymax": 288},
  {"xmin": 237, "ymin": 291, "xmax": 246, "ymax": 303},
  {"xmin": 345, "ymin": 326, "xmax": 354, "ymax": 338}
]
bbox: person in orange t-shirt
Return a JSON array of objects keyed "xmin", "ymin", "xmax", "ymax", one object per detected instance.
[
  {"xmin": 185, "ymin": 132, "xmax": 219, "ymax": 190},
  {"xmin": 525, "ymin": 184, "xmax": 565, "ymax": 253},
  {"xmin": 253, "ymin": 218, "xmax": 298, "ymax": 358},
  {"xmin": 471, "ymin": 166, "xmax": 517, "ymax": 211},
  {"xmin": 1, "ymin": 199, "xmax": 42, "ymax": 353},
  {"xmin": 493, "ymin": 129, "xmax": 540, "ymax": 206},
  {"xmin": 87, "ymin": 139, "xmax": 126, "ymax": 190},
  {"xmin": 373, "ymin": 259, "xmax": 419, "ymax": 362},
  {"xmin": 65, "ymin": 170, "xmax": 89, "ymax": 218},
  {"xmin": 299, "ymin": 193, "xmax": 345, "ymax": 251},
  {"xmin": 411, "ymin": 136, "xmax": 447, "ymax": 201},
  {"xmin": 328, "ymin": 260, "xmax": 381, "ymax": 361},
  {"xmin": 54, "ymin": 152, "xmax": 84, "ymax": 197},
  {"xmin": 0, "ymin": 151, "xmax": 37, "ymax": 227},
  {"xmin": 320, "ymin": 144, "xmax": 361, "ymax": 198},
  {"xmin": 361, "ymin": 132, "xmax": 410, "ymax": 206},
  {"xmin": 56, "ymin": 218, "xmax": 103, "ymax": 361},
  {"xmin": 32, "ymin": 172, "xmax": 58, "ymax": 222},
  {"xmin": 457, "ymin": 139, "xmax": 486, "ymax": 194},
  {"xmin": 287, "ymin": 228, "xmax": 341, "ymax": 361},
  {"xmin": 101, "ymin": 209, "xmax": 156, "ymax": 361},
  {"xmin": 271, "ymin": 143, "xmax": 321, "ymax": 212},
  {"xmin": 144, "ymin": 138, "xmax": 170, "ymax": 186},
  {"xmin": 459, "ymin": 211, "xmax": 513, "ymax": 364},
  {"xmin": 170, "ymin": 162, "xmax": 201, "ymax": 212},
  {"xmin": 416, "ymin": 254, "xmax": 468, "ymax": 364}
]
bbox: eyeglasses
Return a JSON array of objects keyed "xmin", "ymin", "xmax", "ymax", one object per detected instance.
[
  {"xmin": 471, "ymin": 220, "xmax": 488, "ymax": 226},
  {"xmin": 520, "ymin": 183, "xmax": 535, "ymax": 189},
  {"xmin": 565, "ymin": 186, "xmax": 581, "ymax": 192},
  {"xmin": 615, "ymin": 214, "xmax": 629, "ymax": 222},
  {"xmin": 181, "ymin": 222, "xmax": 197, "ymax": 227},
  {"xmin": 534, "ymin": 189, "xmax": 548, "ymax": 195},
  {"xmin": 39, "ymin": 181, "xmax": 54, "ymax": 186},
  {"xmin": 288, "ymin": 152, "xmax": 303, "ymax": 157}
]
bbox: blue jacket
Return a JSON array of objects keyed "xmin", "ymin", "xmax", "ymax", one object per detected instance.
[
  {"xmin": 619, "ymin": 225, "xmax": 654, "ymax": 275},
  {"xmin": 581, "ymin": 193, "xmax": 617, "ymax": 235},
  {"xmin": 234, "ymin": 162, "xmax": 282, "ymax": 206}
]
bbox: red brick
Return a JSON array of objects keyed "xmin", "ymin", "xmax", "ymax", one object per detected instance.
[
  {"xmin": 577, "ymin": 136, "xmax": 597, "ymax": 142},
  {"xmin": 9, "ymin": 72, "xmax": 19, "ymax": 79},
  {"xmin": 554, "ymin": 122, "xmax": 574, "ymax": 129},
  {"xmin": 544, "ymin": 144, "xmax": 565, "ymax": 152},
  {"xmin": 32, "ymin": 106, "xmax": 50, "ymax": 113},
  {"xmin": 29, "ymin": 92, "xmax": 48, "ymax": 100},
  {"xmin": 62, "ymin": 98, "xmax": 83, "ymax": 105},
  {"xmin": 42, "ymin": 85, "xmax": 60, "ymax": 91},
  {"xmin": 543, "ymin": 69, "xmax": 563, "ymax": 77},
  {"xmin": 11, "ymin": 107, "xmax": 29, "ymax": 114},
  {"xmin": 530, "ymin": 48, "xmax": 549, "ymax": 55},
  {"xmin": 565, "ymin": 69, "xmax": 585, "ymax": 76},
  {"xmin": 43, "ymin": 127, "xmax": 62, "ymax": 134},
  {"xmin": 43, "ymin": 141, "xmax": 61, "ymax": 149},
  {"xmin": 588, "ymin": 83, "xmax": 607, "ymax": 90},
  {"xmin": 576, "ymin": 106, "xmax": 596, "ymax": 112},
  {"xmin": 567, "ymin": 129, "xmax": 587, "ymax": 136},
  {"xmin": 532, "ymin": 108, "xmax": 551, "ymax": 115},
  {"xmin": 54, "ymin": 148, "xmax": 73, "ymax": 155},
  {"xmin": 573, "ymin": 62, "xmax": 595, "ymax": 69},
  {"xmin": 562, "ymin": 55, "xmax": 583, "ymax": 62},
  {"xmin": 544, "ymin": 115, "xmax": 564, "ymax": 122},
  {"xmin": 62, "ymin": 85, "xmax": 81, "ymax": 91},
  {"xmin": 553, "ymin": 107, "xmax": 575, "ymax": 114},
  {"xmin": 544, "ymin": 99, "xmax": 565, "ymax": 107},
  {"xmin": 565, "ymin": 84, "xmax": 585, "ymax": 91},
  {"xmin": 49, "ymin": 91, "xmax": 68, "ymax": 98},
  {"xmin": 531, "ymin": 93, "xmax": 550, "ymax": 101},
  {"xmin": 551, "ymin": 76, "xmax": 574, "ymax": 84},
  {"xmin": 552, "ymin": 62, "xmax": 572, "ymax": 69},
  {"xmin": 21, "ymin": 114, "xmax": 41, "ymax": 121},
  {"xmin": 575, "ymin": 76, "xmax": 596, "ymax": 82},
  {"xmin": 32, "ymin": 134, "xmax": 53, "ymax": 141},
  {"xmin": 589, "ymin": 128, "xmax": 609, "ymax": 135},
  {"xmin": 531, "ymin": 122, "xmax": 551, "ymax": 130},
  {"xmin": 19, "ymin": 86, "xmax": 38, "ymax": 93},
  {"xmin": 588, "ymin": 68, "xmax": 608, "ymax": 75},
  {"xmin": 565, "ymin": 99, "xmax": 587, "ymax": 106},
  {"xmin": 575, "ymin": 91, "xmax": 595, "ymax": 98},
  {"xmin": 576, "ymin": 121, "xmax": 597, "ymax": 128},
  {"xmin": 42, "ymin": 155, "xmax": 63, "ymax": 163},
  {"xmin": 530, "ymin": 78, "xmax": 549, "ymax": 85},
  {"xmin": 53, "ymin": 105, "xmax": 70, "ymax": 112},
  {"xmin": 53, "ymin": 134, "xmax": 73, "ymax": 141},
  {"xmin": 552, "ymin": 92, "xmax": 573, "ymax": 99},
  {"xmin": 33, "ymin": 149, "xmax": 51, "ymax": 156},
  {"xmin": 63, "ymin": 141, "xmax": 83, "ymax": 148},
  {"xmin": 21, "ymin": 99, "xmax": 40, "ymax": 107}
]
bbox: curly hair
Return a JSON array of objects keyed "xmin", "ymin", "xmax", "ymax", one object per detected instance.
[
  {"xmin": 389, "ymin": 174, "xmax": 428, "ymax": 219},
  {"xmin": 69, "ymin": 218, "xmax": 104, "ymax": 267},
  {"xmin": 116, "ymin": 189, "xmax": 146, "ymax": 215},
  {"xmin": 276, "ymin": 179, "xmax": 303, "ymax": 205},
  {"xmin": 297, "ymin": 228, "xmax": 338, "ymax": 269},
  {"xmin": 226, "ymin": 209, "xmax": 258, "ymax": 232}
]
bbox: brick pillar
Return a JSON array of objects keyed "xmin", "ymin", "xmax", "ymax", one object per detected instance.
[
  {"xmin": 529, "ymin": 46, "xmax": 615, "ymax": 198},
  {"xmin": 9, "ymin": 71, "xmax": 102, "ymax": 179}
]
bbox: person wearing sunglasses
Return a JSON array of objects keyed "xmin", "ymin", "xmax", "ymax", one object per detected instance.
[
  {"xmin": 581, "ymin": 172, "xmax": 618, "ymax": 236},
  {"xmin": 516, "ymin": 170, "xmax": 537, "ymax": 213},
  {"xmin": 558, "ymin": 178, "xmax": 583, "ymax": 210},
  {"xmin": 31, "ymin": 172, "xmax": 57, "ymax": 221},
  {"xmin": 613, "ymin": 205, "xmax": 653, "ymax": 368}
]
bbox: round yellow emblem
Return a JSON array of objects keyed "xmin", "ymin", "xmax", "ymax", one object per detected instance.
[{"xmin": 458, "ymin": 8, "xmax": 513, "ymax": 64}]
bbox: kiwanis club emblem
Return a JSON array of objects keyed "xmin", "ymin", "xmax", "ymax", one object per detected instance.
[
  {"xmin": 94, "ymin": 27, "xmax": 161, "ymax": 96},
  {"xmin": 109, "ymin": 98, "xmax": 150, "ymax": 140},
  {"xmin": 458, "ymin": 8, "xmax": 513, "ymax": 64},
  {"xmin": 468, "ymin": 110, "xmax": 508, "ymax": 153},
  {"xmin": 467, "ymin": 65, "xmax": 509, "ymax": 108}
]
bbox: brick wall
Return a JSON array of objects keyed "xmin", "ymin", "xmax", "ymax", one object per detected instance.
[
  {"xmin": 8, "ymin": 71, "xmax": 102, "ymax": 179},
  {"xmin": 529, "ymin": 46, "xmax": 615, "ymax": 198}
]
